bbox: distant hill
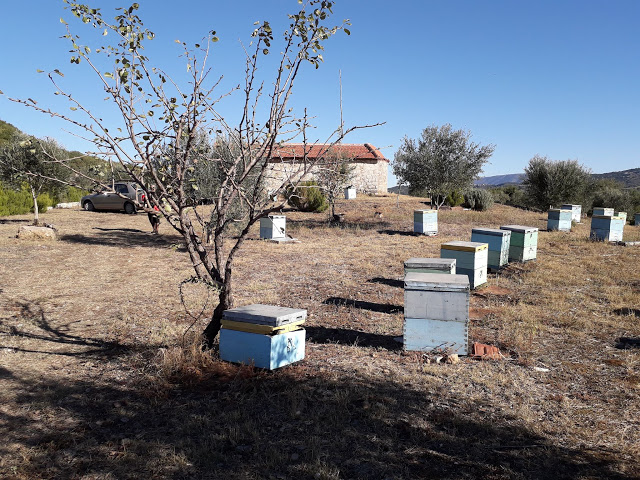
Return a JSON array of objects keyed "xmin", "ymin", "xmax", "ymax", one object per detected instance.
[
  {"xmin": 592, "ymin": 168, "xmax": 640, "ymax": 189},
  {"xmin": 474, "ymin": 173, "xmax": 523, "ymax": 187},
  {"xmin": 0, "ymin": 119, "xmax": 20, "ymax": 145}
]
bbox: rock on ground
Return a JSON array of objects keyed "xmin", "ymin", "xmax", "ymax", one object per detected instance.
[{"xmin": 17, "ymin": 225, "xmax": 57, "ymax": 241}]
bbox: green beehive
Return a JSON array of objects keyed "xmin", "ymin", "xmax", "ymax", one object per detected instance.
[
  {"xmin": 470, "ymin": 228, "xmax": 511, "ymax": 270},
  {"xmin": 500, "ymin": 225, "xmax": 538, "ymax": 262},
  {"xmin": 440, "ymin": 241, "xmax": 488, "ymax": 289}
]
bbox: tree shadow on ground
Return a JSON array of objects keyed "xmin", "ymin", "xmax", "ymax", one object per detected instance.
[
  {"xmin": 378, "ymin": 229, "xmax": 422, "ymax": 237},
  {"xmin": 287, "ymin": 218, "xmax": 390, "ymax": 231},
  {"xmin": 613, "ymin": 307, "xmax": 640, "ymax": 317},
  {"xmin": 306, "ymin": 325, "xmax": 401, "ymax": 350},
  {"xmin": 1, "ymin": 356, "xmax": 633, "ymax": 479},
  {"xmin": 60, "ymin": 228, "xmax": 185, "ymax": 250},
  {"xmin": 0, "ymin": 218, "xmax": 30, "ymax": 224},
  {"xmin": 368, "ymin": 277, "xmax": 404, "ymax": 288},
  {"xmin": 322, "ymin": 296, "xmax": 403, "ymax": 314},
  {"xmin": 0, "ymin": 299, "xmax": 133, "ymax": 359},
  {"xmin": 615, "ymin": 337, "xmax": 640, "ymax": 349}
]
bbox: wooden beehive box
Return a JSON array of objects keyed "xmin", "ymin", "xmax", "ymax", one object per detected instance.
[
  {"xmin": 260, "ymin": 215, "xmax": 287, "ymax": 240},
  {"xmin": 593, "ymin": 207, "xmax": 614, "ymax": 217},
  {"xmin": 500, "ymin": 225, "xmax": 538, "ymax": 262},
  {"xmin": 403, "ymin": 272, "xmax": 470, "ymax": 354},
  {"xmin": 219, "ymin": 304, "xmax": 306, "ymax": 370},
  {"xmin": 470, "ymin": 228, "xmax": 511, "ymax": 270},
  {"xmin": 413, "ymin": 209, "xmax": 438, "ymax": 235},
  {"xmin": 440, "ymin": 241, "xmax": 488, "ymax": 289},
  {"xmin": 547, "ymin": 208, "xmax": 572, "ymax": 232},
  {"xmin": 590, "ymin": 215, "xmax": 625, "ymax": 242},
  {"xmin": 561, "ymin": 204, "xmax": 582, "ymax": 223},
  {"xmin": 344, "ymin": 187, "xmax": 356, "ymax": 199},
  {"xmin": 404, "ymin": 257, "xmax": 456, "ymax": 275}
]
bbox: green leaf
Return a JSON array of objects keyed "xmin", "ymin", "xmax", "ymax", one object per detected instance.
[
  {"xmin": 60, "ymin": 17, "xmax": 67, "ymax": 25},
  {"xmin": 263, "ymin": 48, "xmax": 269, "ymax": 55},
  {"xmin": 70, "ymin": 106, "xmax": 78, "ymax": 111},
  {"xmin": 344, "ymin": 28, "xmax": 351, "ymax": 35},
  {"xmin": 104, "ymin": 72, "xmax": 114, "ymax": 79},
  {"xmin": 36, "ymin": 69, "xmax": 44, "ymax": 73},
  {"xmin": 53, "ymin": 69, "xmax": 64, "ymax": 77},
  {"xmin": 211, "ymin": 36, "xmax": 219, "ymax": 42}
]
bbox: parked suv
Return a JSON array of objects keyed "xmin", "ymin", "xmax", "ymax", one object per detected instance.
[{"xmin": 81, "ymin": 182, "xmax": 145, "ymax": 214}]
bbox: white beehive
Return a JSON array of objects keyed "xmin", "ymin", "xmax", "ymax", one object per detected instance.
[
  {"xmin": 547, "ymin": 208, "xmax": 572, "ymax": 232},
  {"xmin": 590, "ymin": 215, "xmax": 624, "ymax": 242},
  {"xmin": 413, "ymin": 209, "xmax": 438, "ymax": 235},
  {"xmin": 260, "ymin": 215, "xmax": 287, "ymax": 240},
  {"xmin": 403, "ymin": 272, "xmax": 470, "ymax": 354},
  {"xmin": 616, "ymin": 211, "xmax": 627, "ymax": 224},
  {"xmin": 344, "ymin": 187, "xmax": 356, "ymax": 200},
  {"xmin": 470, "ymin": 228, "xmax": 511, "ymax": 270},
  {"xmin": 404, "ymin": 258, "xmax": 456, "ymax": 275},
  {"xmin": 593, "ymin": 207, "xmax": 614, "ymax": 217},
  {"xmin": 440, "ymin": 241, "xmax": 488, "ymax": 289},
  {"xmin": 561, "ymin": 204, "xmax": 582, "ymax": 223}
]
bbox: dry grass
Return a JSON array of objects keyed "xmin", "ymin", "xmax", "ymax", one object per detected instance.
[{"xmin": 1, "ymin": 198, "xmax": 639, "ymax": 479}]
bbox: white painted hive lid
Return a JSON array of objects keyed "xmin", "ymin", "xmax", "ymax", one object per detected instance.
[
  {"xmin": 404, "ymin": 272, "xmax": 470, "ymax": 291},
  {"xmin": 223, "ymin": 304, "xmax": 307, "ymax": 326},
  {"xmin": 404, "ymin": 257, "xmax": 456, "ymax": 268},
  {"xmin": 500, "ymin": 225, "xmax": 538, "ymax": 233}
]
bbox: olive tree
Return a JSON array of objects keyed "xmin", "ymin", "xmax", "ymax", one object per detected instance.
[
  {"xmin": 522, "ymin": 155, "xmax": 591, "ymax": 211},
  {"xmin": 4, "ymin": 1, "xmax": 375, "ymax": 346},
  {"xmin": 393, "ymin": 124, "xmax": 494, "ymax": 209}
]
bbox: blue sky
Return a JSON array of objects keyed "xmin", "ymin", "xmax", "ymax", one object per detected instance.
[{"xmin": 1, "ymin": 0, "xmax": 638, "ymax": 186}]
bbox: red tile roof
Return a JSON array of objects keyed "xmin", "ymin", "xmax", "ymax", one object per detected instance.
[{"xmin": 270, "ymin": 143, "xmax": 388, "ymax": 163}]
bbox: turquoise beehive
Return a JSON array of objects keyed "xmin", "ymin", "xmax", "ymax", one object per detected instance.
[
  {"xmin": 413, "ymin": 209, "xmax": 438, "ymax": 235},
  {"xmin": 635, "ymin": 213, "xmax": 640, "ymax": 226},
  {"xmin": 547, "ymin": 208, "xmax": 572, "ymax": 232},
  {"xmin": 561, "ymin": 204, "xmax": 582, "ymax": 223},
  {"xmin": 590, "ymin": 215, "xmax": 624, "ymax": 242},
  {"xmin": 404, "ymin": 258, "xmax": 456, "ymax": 275},
  {"xmin": 500, "ymin": 225, "xmax": 538, "ymax": 262},
  {"xmin": 440, "ymin": 241, "xmax": 488, "ymax": 289},
  {"xmin": 470, "ymin": 228, "xmax": 511, "ymax": 270}
]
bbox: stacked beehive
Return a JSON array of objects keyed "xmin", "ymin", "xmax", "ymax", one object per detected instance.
[
  {"xmin": 470, "ymin": 228, "xmax": 511, "ymax": 270},
  {"xmin": 547, "ymin": 208, "xmax": 572, "ymax": 232},
  {"xmin": 404, "ymin": 258, "xmax": 456, "ymax": 275},
  {"xmin": 219, "ymin": 304, "xmax": 306, "ymax": 370},
  {"xmin": 260, "ymin": 215, "xmax": 287, "ymax": 240},
  {"xmin": 593, "ymin": 207, "xmax": 614, "ymax": 216},
  {"xmin": 413, "ymin": 209, "xmax": 438, "ymax": 235},
  {"xmin": 403, "ymin": 272, "xmax": 470, "ymax": 354},
  {"xmin": 561, "ymin": 204, "xmax": 582, "ymax": 223},
  {"xmin": 440, "ymin": 241, "xmax": 488, "ymax": 289},
  {"xmin": 590, "ymin": 214, "xmax": 625, "ymax": 241},
  {"xmin": 500, "ymin": 225, "xmax": 538, "ymax": 262}
]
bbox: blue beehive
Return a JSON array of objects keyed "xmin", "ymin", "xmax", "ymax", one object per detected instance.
[
  {"xmin": 413, "ymin": 210, "xmax": 438, "ymax": 235},
  {"xmin": 590, "ymin": 215, "xmax": 624, "ymax": 242},
  {"xmin": 470, "ymin": 228, "xmax": 511, "ymax": 270},
  {"xmin": 500, "ymin": 225, "xmax": 538, "ymax": 262},
  {"xmin": 561, "ymin": 204, "xmax": 582, "ymax": 223},
  {"xmin": 547, "ymin": 208, "xmax": 572, "ymax": 232},
  {"xmin": 220, "ymin": 304, "xmax": 306, "ymax": 370},
  {"xmin": 440, "ymin": 241, "xmax": 488, "ymax": 289},
  {"xmin": 593, "ymin": 207, "xmax": 614, "ymax": 217},
  {"xmin": 635, "ymin": 213, "xmax": 640, "ymax": 226},
  {"xmin": 616, "ymin": 212, "xmax": 627, "ymax": 224},
  {"xmin": 403, "ymin": 272, "xmax": 470, "ymax": 354},
  {"xmin": 404, "ymin": 258, "xmax": 456, "ymax": 275}
]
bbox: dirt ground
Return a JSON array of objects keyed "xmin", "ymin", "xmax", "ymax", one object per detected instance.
[{"xmin": 1, "ymin": 196, "xmax": 639, "ymax": 479}]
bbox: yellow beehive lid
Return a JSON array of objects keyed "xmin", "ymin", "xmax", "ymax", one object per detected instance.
[
  {"xmin": 221, "ymin": 318, "xmax": 305, "ymax": 335},
  {"xmin": 441, "ymin": 241, "xmax": 488, "ymax": 252}
]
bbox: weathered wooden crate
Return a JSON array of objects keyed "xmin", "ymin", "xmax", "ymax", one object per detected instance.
[
  {"xmin": 344, "ymin": 187, "xmax": 356, "ymax": 200},
  {"xmin": 403, "ymin": 272, "xmax": 469, "ymax": 354},
  {"xmin": 413, "ymin": 209, "xmax": 438, "ymax": 235},
  {"xmin": 561, "ymin": 204, "xmax": 582, "ymax": 223},
  {"xmin": 635, "ymin": 213, "xmax": 640, "ymax": 226},
  {"xmin": 470, "ymin": 228, "xmax": 511, "ymax": 270},
  {"xmin": 260, "ymin": 215, "xmax": 287, "ymax": 240},
  {"xmin": 593, "ymin": 207, "xmax": 614, "ymax": 217},
  {"xmin": 219, "ymin": 328, "xmax": 306, "ymax": 370},
  {"xmin": 440, "ymin": 241, "xmax": 488, "ymax": 289},
  {"xmin": 404, "ymin": 258, "xmax": 456, "ymax": 275},
  {"xmin": 547, "ymin": 208, "xmax": 572, "ymax": 232},
  {"xmin": 223, "ymin": 304, "xmax": 307, "ymax": 326},
  {"xmin": 590, "ymin": 215, "xmax": 625, "ymax": 241},
  {"xmin": 500, "ymin": 225, "xmax": 538, "ymax": 262}
]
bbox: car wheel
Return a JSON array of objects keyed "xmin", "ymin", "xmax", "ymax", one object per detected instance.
[
  {"xmin": 83, "ymin": 201, "xmax": 95, "ymax": 211},
  {"xmin": 124, "ymin": 202, "xmax": 136, "ymax": 215}
]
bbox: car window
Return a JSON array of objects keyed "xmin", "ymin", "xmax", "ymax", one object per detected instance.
[{"xmin": 115, "ymin": 184, "xmax": 129, "ymax": 194}]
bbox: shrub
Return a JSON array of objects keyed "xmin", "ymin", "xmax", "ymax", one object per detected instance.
[
  {"xmin": 0, "ymin": 184, "xmax": 33, "ymax": 216},
  {"xmin": 464, "ymin": 189, "xmax": 494, "ymax": 211},
  {"xmin": 36, "ymin": 192, "xmax": 54, "ymax": 213},
  {"xmin": 445, "ymin": 190, "xmax": 465, "ymax": 207},
  {"xmin": 285, "ymin": 181, "xmax": 328, "ymax": 212},
  {"xmin": 56, "ymin": 186, "xmax": 87, "ymax": 203}
]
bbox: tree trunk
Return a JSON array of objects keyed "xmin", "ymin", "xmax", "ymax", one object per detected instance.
[
  {"xmin": 30, "ymin": 185, "xmax": 39, "ymax": 225},
  {"xmin": 203, "ymin": 274, "xmax": 234, "ymax": 348}
]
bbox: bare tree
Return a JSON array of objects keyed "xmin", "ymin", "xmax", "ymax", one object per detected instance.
[
  {"xmin": 4, "ymin": 1, "xmax": 377, "ymax": 345},
  {"xmin": 313, "ymin": 148, "xmax": 355, "ymax": 219}
]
